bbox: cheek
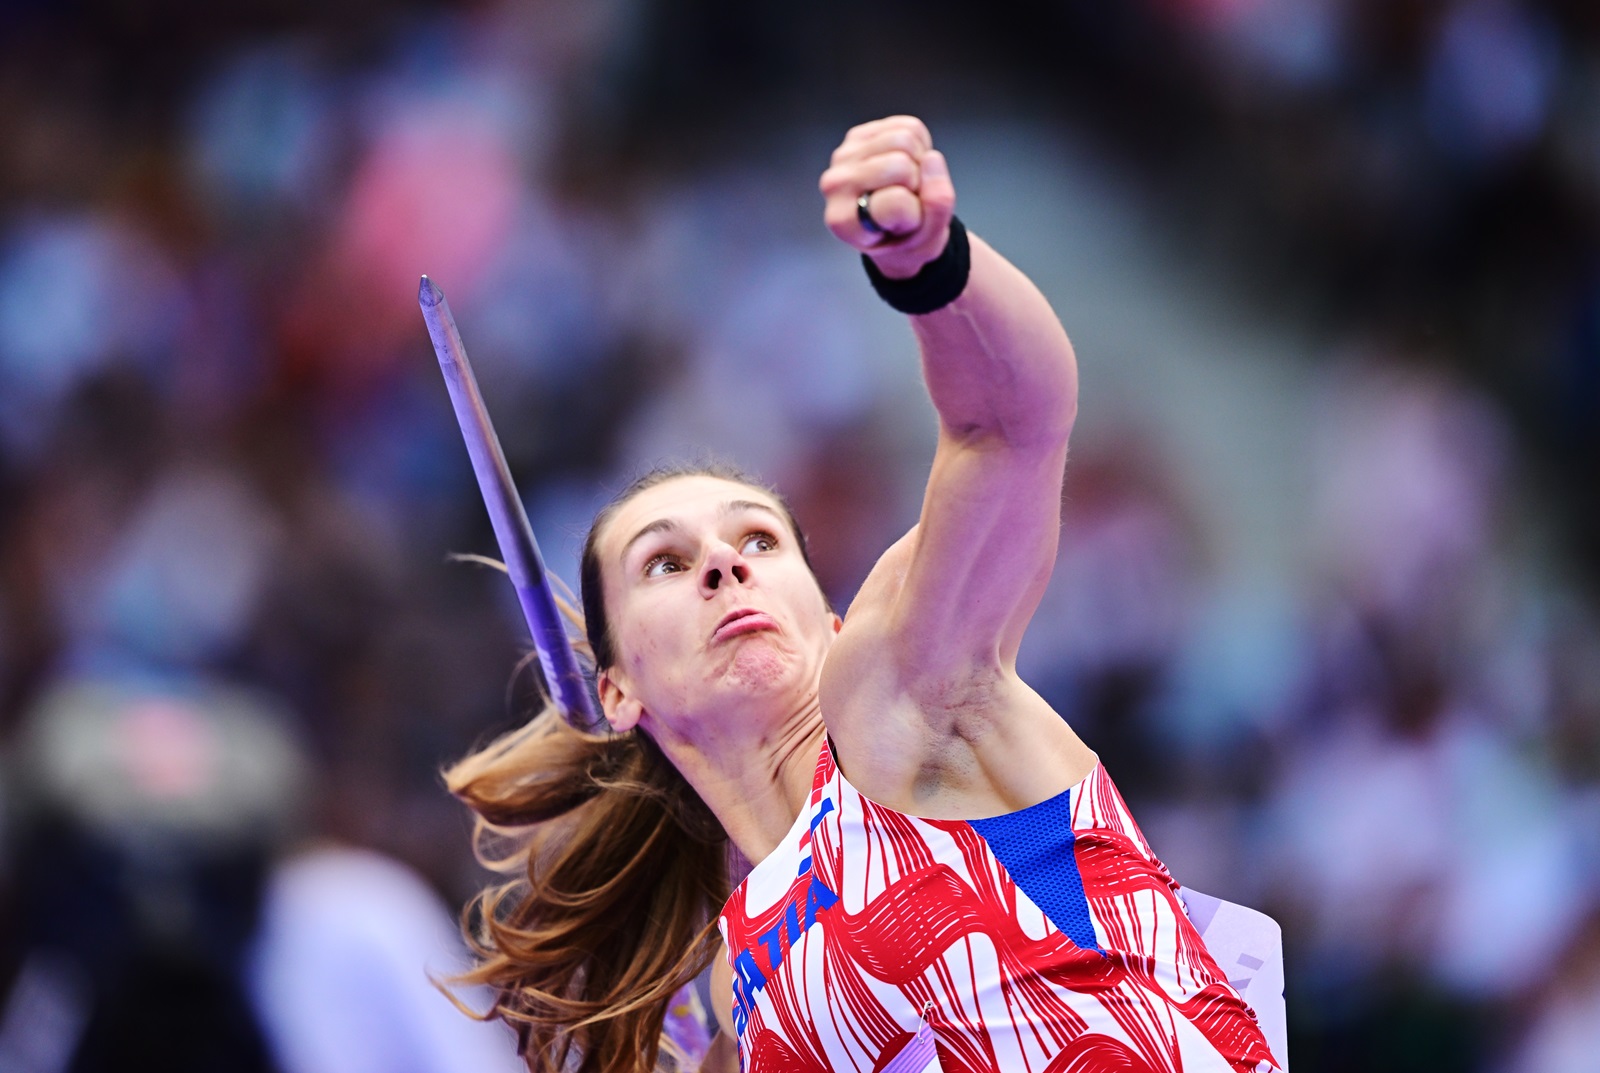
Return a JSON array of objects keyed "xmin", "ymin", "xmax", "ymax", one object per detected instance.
[
  {"xmin": 792, "ymin": 571, "xmax": 829, "ymax": 617},
  {"xmin": 783, "ymin": 582, "xmax": 832, "ymax": 642},
  {"xmin": 622, "ymin": 611, "xmax": 682, "ymax": 678}
]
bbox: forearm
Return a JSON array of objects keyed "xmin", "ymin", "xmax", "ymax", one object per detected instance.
[{"xmin": 910, "ymin": 232, "xmax": 1078, "ymax": 449}]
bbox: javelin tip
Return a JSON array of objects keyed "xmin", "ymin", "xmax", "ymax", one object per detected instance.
[{"xmin": 419, "ymin": 275, "xmax": 445, "ymax": 308}]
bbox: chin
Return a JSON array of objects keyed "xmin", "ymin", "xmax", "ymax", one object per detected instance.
[{"xmin": 721, "ymin": 642, "xmax": 802, "ymax": 695}]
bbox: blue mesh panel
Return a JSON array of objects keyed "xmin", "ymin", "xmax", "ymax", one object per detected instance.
[{"xmin": 969, "ymin": 789, "xmax": 1104, "ymax": 954}]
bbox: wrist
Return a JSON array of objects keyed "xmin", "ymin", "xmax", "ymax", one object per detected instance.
[{"xmin": 861, "ymin": 217, "xmax": 971, "ymax": 315}]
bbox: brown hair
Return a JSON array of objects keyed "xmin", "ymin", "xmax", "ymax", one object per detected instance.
[{"xmin": 446, "ymin": 462, "xmax": 817, "ymax": 1072}]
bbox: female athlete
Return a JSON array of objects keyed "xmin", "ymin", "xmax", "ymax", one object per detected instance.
[{"xmin": 447, "ymin": 116, "xmax": 1281, "ymax": 1073}]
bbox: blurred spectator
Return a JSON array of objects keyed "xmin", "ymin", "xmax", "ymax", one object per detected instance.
[
  {"xmin": 0, "ymin": 213, "xmax": 189, "ymax": 460},
  {"xmin": 1423, "ymin": 0, "xmax": 1559, "ymax": 169},
  {"xmin": 3, "ymin": 676, "xmax": 303, "ymax": 1072},
  {"xmin": 249, "ymin": 846, "xmax": 523, "ymax": 1073},
  {"xmin": 2, "ymin": 673, "xmax": 524, "ymax": 1073}
]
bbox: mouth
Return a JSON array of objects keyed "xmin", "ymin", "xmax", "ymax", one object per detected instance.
[{"xmin": 712, "ymin": 607, "xmax": 778, "ymax": 643}]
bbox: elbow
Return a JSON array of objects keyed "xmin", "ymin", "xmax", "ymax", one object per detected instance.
[
  {"xmin": 1043, "ymin": 382, "xmax": 1078, "ymax": 445},
  {"xmin": 998, "ymin": 330, "xmax": 1078, "ymax": 449},
  {"xmin": 993, "ymin": 380, "xmax": 1077, "ymax": 452},
  {"xmin": 940, "ymin": 346, "xmax": 1077, "ymax": 449}
]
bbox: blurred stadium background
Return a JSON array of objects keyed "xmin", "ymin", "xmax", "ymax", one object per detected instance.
[{"xmin": 0, "ymin": 1, "xmax": 1598, "ymax": 1071}]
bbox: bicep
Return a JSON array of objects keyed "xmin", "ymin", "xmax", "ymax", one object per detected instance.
[
  {"xmin": 880, "ymin": 233, "xmax": 1075, "ymax": 678},
  {"xmin": 888, "ymin": 431, "xmax": 1068, "ymax": 674}
]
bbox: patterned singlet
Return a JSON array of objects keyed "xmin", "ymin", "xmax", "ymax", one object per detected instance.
[{"xmin": 717, "ymin": 741, "xmax": 1282, "ymax": 1073}]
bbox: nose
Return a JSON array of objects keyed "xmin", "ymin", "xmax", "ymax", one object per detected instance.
[{"xmin": 699, "ymin": 541, "xmax": 751, "ymax": 597}]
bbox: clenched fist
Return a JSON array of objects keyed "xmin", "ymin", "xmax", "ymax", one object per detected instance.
[{"xmin": 819, "ymin": 116, "xmax": 956, "ymax": 281}]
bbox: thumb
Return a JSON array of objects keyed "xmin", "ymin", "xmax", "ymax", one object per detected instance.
[{"xmin": 918, "ymin": 150, "xmax": 956, "ymax": 227}]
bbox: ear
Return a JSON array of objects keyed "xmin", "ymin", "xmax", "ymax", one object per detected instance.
[{"xmin": 597, "ymin": 669, "xmax": 643, "ymax": 734}]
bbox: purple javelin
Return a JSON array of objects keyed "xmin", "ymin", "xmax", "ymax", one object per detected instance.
[{"xmin": 419, "ymin": 276, "xmax": 601, "ymax": 730}]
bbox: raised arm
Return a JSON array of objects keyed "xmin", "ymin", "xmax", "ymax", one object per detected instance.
[
  {"xmin": 820, "ymin": 117, "xmax": 1077, "ymax": 674},
  {"xmin": 819, "ymin": 118, "xmax": 1090, "ymax": 814},
  {"xmin": 896, "ymin": 230, "xmax": 1078, "ymax": 668}
]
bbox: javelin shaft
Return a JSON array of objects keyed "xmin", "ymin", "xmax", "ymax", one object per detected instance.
[{"xmin": 419, "ymin": 276, "xmax": 600, "ymax": 729}]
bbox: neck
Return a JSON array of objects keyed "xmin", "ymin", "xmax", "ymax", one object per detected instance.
[{"xmin": 647, "ymin": 692, "xmax": 826, "ymax": 867}]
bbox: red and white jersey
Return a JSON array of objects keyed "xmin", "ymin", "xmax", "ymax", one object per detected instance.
[{"xmin": 717, "ymin": 742, "xmax": 1281, "ymax": 1073}]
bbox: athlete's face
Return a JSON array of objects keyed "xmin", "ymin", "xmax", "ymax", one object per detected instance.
[{"xmin": 594, "ymin": 476, "xmax": 838, "ymax": 739}]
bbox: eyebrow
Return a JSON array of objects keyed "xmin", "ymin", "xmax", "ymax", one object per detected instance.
[{"xmin": 619, "ymin": 499, "xmax": 787, "ymax": 564}]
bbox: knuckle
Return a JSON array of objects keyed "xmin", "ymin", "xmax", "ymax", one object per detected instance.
[
  {"xmin": 889, "ymin": 130, "xmax": 922, "ymax": 157},
  {"xmin": 888, "ymin": 156, "xmax": 921, "ymax": 189},
  {"xmin": 885, "ymin": 115, "xmax": 930, "ymax": 142},
  {"xmin": 881, "ymin": 149, "xmax": 916, "ymax": 175}
]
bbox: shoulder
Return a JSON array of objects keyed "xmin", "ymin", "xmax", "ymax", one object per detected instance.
[{"xmin": 819, "ymin": 527, "xmax": 1095, "ymax": 818}]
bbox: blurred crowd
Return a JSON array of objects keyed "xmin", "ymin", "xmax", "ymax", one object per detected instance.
[{"xmin": 0, "ymin": 1, "xmax": 1597, "ymax": 1072}]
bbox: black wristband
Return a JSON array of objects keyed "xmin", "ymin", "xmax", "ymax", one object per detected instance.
[{"xmin": 861, "ymin": 216, "xmax": 971, "ymax": 315}]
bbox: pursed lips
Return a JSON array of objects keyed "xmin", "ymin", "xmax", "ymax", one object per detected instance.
[{"xmin": 711, "ymin": 607, "xmax": 779, "ymax": 643}]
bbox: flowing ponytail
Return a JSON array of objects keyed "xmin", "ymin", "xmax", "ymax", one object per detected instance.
[{"xmin": 446, "ymin": 462, "xmax": 817, "ymax": 1072}]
